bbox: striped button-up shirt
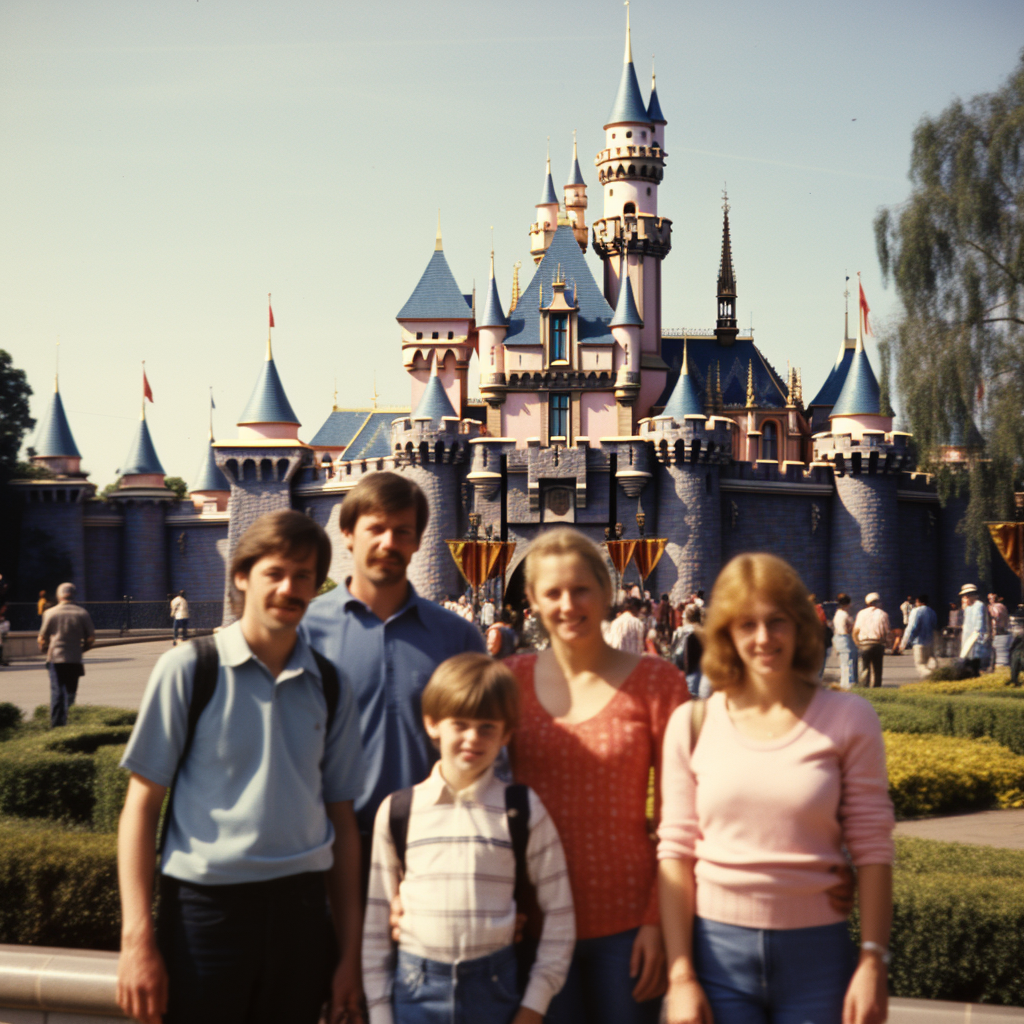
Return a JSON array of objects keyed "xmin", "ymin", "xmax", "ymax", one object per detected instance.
[{"xmin": 363, "ymin": 763, "xmax": 575, "ymax": 1024}]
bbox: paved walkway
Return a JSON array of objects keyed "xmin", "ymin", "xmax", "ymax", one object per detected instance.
[{"xmin": 895, "ymin": 809, "xmax": 1024, "ymax": 851}]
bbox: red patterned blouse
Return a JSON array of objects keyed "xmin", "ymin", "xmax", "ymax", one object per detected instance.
[{"xmin": 507, "ymin": 653, "xmax": 689, "ymax": 940}]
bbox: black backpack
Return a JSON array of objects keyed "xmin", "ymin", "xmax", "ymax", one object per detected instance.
[{"xmin": 388, "ymin": 781, "xmax": 540, "ymax": 993}]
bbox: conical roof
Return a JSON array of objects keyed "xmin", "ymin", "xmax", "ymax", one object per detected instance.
[
  {"xmin": 191, "ymin": 439, "xmax": 228, "ymax": 493},
  {"xmin": 662, "ymin": 341, "xmax": 703, "ymax": 419},
  {"xmin": 606, "ymin": 13, "xmax": 650, "ymax": 127},
  {"xmin": 809, "ymin": 345, "xmax": 855, "ymax": 408},
  {"xmin": 830, "ymin": 347, "xmax": 881, "ymax": 417},
  {"xmin": 647, "ymin": 74, "xmax": 666, "ymax": 123},
  {"xmin": 413, "ymin": 371, "xmax": 458, "ymax": 425},
  {"xmin": 567, "ymin": 138, "xmax": 586, "ymax": 186},
  {"xmin": 397, "ymin": 248, "xmax": 474, "ymax": 320},
  {"xmin": 540, "ymin": 163, "xmax": 558, "ymax": 205},
  {"xmin": 35, "ymin": 384, "xmax": 81, "ymax": 458},
  {"xmin": 610, "ymin": 273, "xmax": 643, "ymax": 327},
  {"xmin": 718, "ymin": 207, "xmax": 736, "ymax": 295},
  {"xmin": 479, "ymin": 255, "xmax": 507, "ymax": 328},
  {"xmin": 120, "ymin": 415, "xmax": 165, "ymax": 476},
  {"xmin": 238, "ymin": 345, "xmax": 300, "ymax": 425}
]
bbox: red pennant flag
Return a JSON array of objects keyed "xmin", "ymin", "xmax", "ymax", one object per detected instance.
[
  {"xmin": 269, "ymin": 301, "xmax": 275, "ymax": 329},
  {"xmin": 143, "ymin": 368, "xmax": 154, "ymax": 403},
  {"xmin": 859, "ymin": 281, "xmax": 872, "ymax": 337}
]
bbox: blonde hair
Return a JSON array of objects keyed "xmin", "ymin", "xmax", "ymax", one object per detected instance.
[
  {"xmin": 702, "ymin": 553, "xmax": 824, "ymax": 690},
  {"xmin": 421, "ymin": 653, "xmax": 520, "ymax": 731},
  {"xmin": 523, "ymin": 527, "xmax": 613, "ymax": 604}
]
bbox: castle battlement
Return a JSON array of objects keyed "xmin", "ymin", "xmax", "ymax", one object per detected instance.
[{"xmin": 812, "ymin": 430, "xmax": 914, "ymax": 476}]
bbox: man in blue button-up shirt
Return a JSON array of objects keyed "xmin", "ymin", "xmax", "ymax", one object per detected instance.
[
  {"xmin": 301, "ymin": 473, "xmax": 486, "ymax": 885},
  {"xmin": 900, "ymin": 594, "xmax": 938, "ymax": 678}
]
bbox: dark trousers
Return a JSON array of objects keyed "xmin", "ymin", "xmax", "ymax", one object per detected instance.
[
  {"xmin": 48, "ymin": 662, "xmax": 81, "ymax": 727},
  {"xmin": 1010, "ymin": 645, "xmax": 1024, "ymax": 687},
  {"xmin": 158, "ymin": 872, "xmax": 336, "ymax": 1024},
  {"xmin": 858, "ymin": 644, "xmax": 885, "ymax": 688},
  {"xmin": 173, "ymin": 618, "xmax": 189, "ymax": 641}
]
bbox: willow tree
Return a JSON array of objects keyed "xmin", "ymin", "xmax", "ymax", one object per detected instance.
[{"xmin": 875, "ymin": 51, "xmax": 1024, "ymax": 573}]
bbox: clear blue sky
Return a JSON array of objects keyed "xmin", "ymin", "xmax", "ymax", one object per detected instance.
[{"xmin": 2, "ymin": 0, "xmax": 1021, "ymax": 488}]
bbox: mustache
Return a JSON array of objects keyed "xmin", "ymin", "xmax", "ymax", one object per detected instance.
[{"xmin": 270, "ymin": 598, "xmax": 307, "ymax": 611}]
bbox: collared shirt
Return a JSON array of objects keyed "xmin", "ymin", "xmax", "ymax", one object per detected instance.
[
  {"xmin": 832, "ymin": 607, "xmax": 853, "ymax": 636},
  {"xmin": 903, "ymin": 605, "xmax": 938, "ymax": 648},
  {"xmin": 38, "ymin": 602, "xmax": 95, "ymax": 664},
  {"xmin": 363, "ymin": 763, "xmax": 575, "ymax": 1024},
  {"xmin": 606, "ymin": 611, "xmax": 646, "ymax": 654},
  {"xmin": 121, "ymin": 621, "xmax": 364, "ymax": 885},
  {"xmin": 990, "ymin": 602, "xmax": 1010, "ymax": 634},
  {"xmin": 853, "ymin": 606, "xmax": 890, "ymax": 645},
  {"xmin": 301, "ymin": 578, "xmax": 487, "ymax": 834},
  {"xmin": 170, "ymin": 596, "xmax": 189, "ymax": 620}
]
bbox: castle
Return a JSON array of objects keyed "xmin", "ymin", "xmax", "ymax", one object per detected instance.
[{"xmin": 10, "ymin": 12, "xmax": 1005, "ymax": 623}]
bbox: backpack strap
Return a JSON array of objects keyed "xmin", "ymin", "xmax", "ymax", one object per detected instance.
[
  {"xmin": 689, "ymin": 697, "xmax": 707, "ymax": 757},
  {"xmin": 505, "ymin": 782, "xmax": 531, "ymax": 897},
  {"xmin": 311, "ymin": 649, "xmax": 340, "ymax": 734},
  {"xmin": 388, "ymin": 787, "xmax": 414, "ymax": 874},
  {"xmin": 157, "ymin": 634, "xmax": 220, "ymax": 855}
]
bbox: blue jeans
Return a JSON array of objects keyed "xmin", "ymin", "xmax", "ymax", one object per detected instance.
[
  {"xmin": 173, "ymin": 618, "xmax": 189, "ymax": 641},
  {"xmin": 545, "ymin": 927, "xmax": 661, "ymax": 1024},
  {"xmin": 48, "ymin": 662, "xmax": 81, "ymax": 727},
  {"xmin": 694, "ymin": 917, "xmax": 855, "ymax": 1024},
  {"xmin": 394, "ymin": 945, "xmax": 520, "ymax": 1024},
  {"xmin": 832, "ymin": 635, "xmax": 857, "ymax": 689}
]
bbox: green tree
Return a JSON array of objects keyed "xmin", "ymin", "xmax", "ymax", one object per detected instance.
[
  {"xmin": 875, "ymin": 52, "xmax": 1024, "ymax": 573},
  {"xmin": 0, "ymin": 351, "xmax": 34, "ymax": 483},
  {"xmin": 164, "ymin": 476, "xmax": 188, "ymax": 500}
]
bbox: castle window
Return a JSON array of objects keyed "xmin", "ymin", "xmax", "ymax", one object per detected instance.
[
  {"xmin": 550, "ymin": 393, "xmax": 569, "ymax": 440},
  {"xmin": 626, "ymin": 130, "xmax": 633, "ymax": 138},
  {"xmin": 612, "ymin": 133, "xmax": 616, "ymax": 139},
  {"xmin": 416, "ymin": 332, "xmax": 423, "ymax": 340},
  {"xmin": 551, "ymin": 314, "xmax": 568, "ymax": 362},
  {"xmin": 628, "ymin": 164, "xmax": 636, "ymax": 175},
  {"xmin": 432, "ymin": 331, "xmax": 439, "ymax": 339},
  {"xmin": 647, "ymin": 187, "xmax": 651, "ymax": 195},
  {"xmin": 609, "ymin": 189, "xmax": 614, "ymax": 196},
  {"xmin": 447, "ymin": 331, "xmax": 454, "ymax": 339},
  {"xmin": 641, "ymin": 130, "xmax": 647, "ymax": 139},
  {"xmin": 762, "ymin": 421, "xmax": 778, "ymax": 462}
]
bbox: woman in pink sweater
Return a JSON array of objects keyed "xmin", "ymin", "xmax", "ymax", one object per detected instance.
[{"xmin": 658, "ymin": 553, "xmax": 894, "ymax": 1024}]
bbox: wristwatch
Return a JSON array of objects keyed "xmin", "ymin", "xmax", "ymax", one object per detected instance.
[{"xmin": 861, "ymin": 941, "xmax": 891, "ymax": 965}]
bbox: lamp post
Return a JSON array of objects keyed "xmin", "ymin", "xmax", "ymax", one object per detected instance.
[{"xmin": 446, "ymin": 517, "xmax": 516, "ymax": 623}]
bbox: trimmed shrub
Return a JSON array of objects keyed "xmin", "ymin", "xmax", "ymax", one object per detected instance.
[
  {"xmin": 93, "ymin": 744, "xmax": 130, "ymax": 833},
  {"xmin": 0, "ymin": 817, "xmax": 120, "ymax": 950},
  {"xmin": 0, "ymin": 703, "xmax": 23, "ymax": 732},
  {"xmin": 906, "ymin": 669, "xmax": 1024, "ymax": 696},
  {"xmin": 884, "ymin": 732, "xmax": 1024, "ymax": 817}
]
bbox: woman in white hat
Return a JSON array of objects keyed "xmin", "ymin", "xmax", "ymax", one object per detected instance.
[{"xmin": 959, "ymin": 584, "xmax": 991, "ymax": 674}]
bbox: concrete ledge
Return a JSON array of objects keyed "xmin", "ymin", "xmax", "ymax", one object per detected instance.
[
  {"xmin": 891, "ymin": 997, "xmax": 1024, "ymax": 1022},
  {"xmin": 0, "ymin": 944, "xmax": 125, "ymax": 1019},
  {"xmin": 3, "ymin": 630, "xmax": 214, "ymax": 661}
]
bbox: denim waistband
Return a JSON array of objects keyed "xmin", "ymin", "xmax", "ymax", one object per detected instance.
[{"xmin": 397, "ymin": 944, "xmax": 516, "ymax": 979}]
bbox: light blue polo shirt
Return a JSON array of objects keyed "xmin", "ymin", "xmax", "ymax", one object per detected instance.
[{"xmin": 121, "ymin": 621, "xmax": 364, "ymax": 885}]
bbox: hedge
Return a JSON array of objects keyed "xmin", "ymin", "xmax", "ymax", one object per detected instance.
[
  {"xmin": 905, "ymin": 668, "xmax": 1024, "ymax": 696},
  {"xmin": 0, "ymin": 705, "xmax": 134, "ymax": 829}
]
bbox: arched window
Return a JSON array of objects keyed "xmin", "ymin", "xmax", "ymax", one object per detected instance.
[
  {"xmin": 550, "ymin": 314, "xmax": 568, "ymax": 361},
  {"xmin": 628, "ymin": 164, "xmax": 636, "ymax": 175},
  {"xmin": 625, "ymin": 130, "xmax": 633, "ymax": 139},
  {"xmin": 623, "ymin": 202, "xmax": 636, "ymax": 215},
  {"xmin": 762, "ymin": 421, "xmax": 778, "ymax": 462}
]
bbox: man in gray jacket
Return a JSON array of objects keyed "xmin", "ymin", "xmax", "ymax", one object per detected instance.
[{"xmin": 37, "ymin": 582, "xmax": 95, "ymax": 726}]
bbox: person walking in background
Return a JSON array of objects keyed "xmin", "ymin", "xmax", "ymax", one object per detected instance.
[
  {"xmin": 0, "ymin": 606, "xmax": 10, "ymax": 667},
  {"xmin": 37, "ymin": 589, "xmax": 49, "ymax": 621},
  {"xmin": 37, "ymin": 582, "xmax": 95, "ymax": 727},
  {"xmin": 852, "ymin": 593, "xmax": 889, "ymax": 688},
  {"xmin": 671, "ymin": 605, "xmax": 708, "ymax": 699},
  {"xmin": 831, "ymin": 593, "xmax": 858, "ymax": 690},
  {"xmin": 486, "ymin": 607, "xmax": 519, "ymax": 660},
  {"xmin": 606, "ymin": 597, "xmax": 647, "ymax": 655},
  {"xmin": 169, "ymin": 590, "xmax": 189, "ymax": 645},
  {"xmin": 959, "ymin": 584, "xmax": 991, "ymax": 676},
  {"xmin": 480, "ymin": 595, "xmax": 496, "ymax": 630},
  {"xmin": 946, "ymin": 601, "xmax": 962, "ymax": 659},
  {"xmin": 989, "ymin": 593, "xmax": 1011, "ymax": 668},
  {"xmin": 900, "ymin": 595, "xmax": 938, "ymax": 679},
  {"xmin": 658, "ymin": 553, "xmax": 893, "ymax": 1024}
]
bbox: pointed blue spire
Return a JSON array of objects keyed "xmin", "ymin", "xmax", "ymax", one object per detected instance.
[
  {"xmin": 830, "ymin": 312, "xmax": 882, "ymax": 418},
  {"xmin": 191, "ymin": 438, "xmax": 228, "ymax": 493},
  {"xmin": 540, "ymin": 151, "xmax": 558, "ymax": 205},
  {"xmin": 606, "ymin": 8, "xmax": 651, "ymax": 127},
  {"xmin": 567, "ymin": 134, "xmax": 585, "ymax": 186},
  {"xmin": 238, "ymin": 339, "xmax": 300, "ymax": 425},
  {"xmin": 121, "ymin": 414, "xmax": 165, "ymax": 476},
  {"xmin": 35, "ymin": 380, "xmax": 81, "ymax": 458},
  {"xmin": 397, "ymin": 223, "xmax": 474, "ymax": 320},
  {"xmin": 413, "ymin": 359, "xmax": 458, "ymax": 425},
  {"xmin": 610, "ymin": 273, "xmax": 643, "ymax": 327},
  {"xmin": 647, "ymin": 69, "xmax": 666, "ymax": 123},
  {"xmin": 479, "ymin": 251, "xmax": 507, "ymax": 328},
  {"xmin": 662, "ymin": 339, "xmax": 704, "ymax": 419}
]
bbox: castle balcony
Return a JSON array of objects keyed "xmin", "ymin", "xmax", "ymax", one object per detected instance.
[
  {"xmin": 592, "ymin": 214, "xmax": 672, "ymax": 260},
  {"xmin": 594, "ymin": 146, "xmax": 666, "ymax": 184}
]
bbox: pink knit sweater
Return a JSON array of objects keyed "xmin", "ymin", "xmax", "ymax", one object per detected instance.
[{"xmin": 657, "ymin": 688, "xmax": 894, "ymax": 930}]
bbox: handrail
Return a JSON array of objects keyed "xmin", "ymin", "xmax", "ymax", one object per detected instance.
[{"xmin": 0, "ymin": 944, "xmax": 125, "ymax": 1018}]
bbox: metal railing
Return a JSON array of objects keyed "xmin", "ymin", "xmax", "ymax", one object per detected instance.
[{"xmin": 4, "ymin": 600, "xmax": 223, "ymax": 633}]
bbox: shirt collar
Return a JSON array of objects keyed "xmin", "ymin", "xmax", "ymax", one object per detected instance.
[
  {"xmin": 217, "ymin": 620, "xmax": 322, "ymax": 683},
  {"xmin": 421, "ymin": 760, "xmax": 498, "ymax": 805},
  {"xmin": 338, "ymin": 575, "xmax": 426, "ymax": 626}
]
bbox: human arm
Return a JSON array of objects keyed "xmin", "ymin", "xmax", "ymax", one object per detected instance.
[
  {"xmin": 900, "ymin": 608, "xmax": 918, "ymax": 651},
  {"xmin": 486, "ymin": 625, "xmax": 502, "ymax": 657},
  {"xmin": 324, "ymin": 800, "xmax": 363, "ymax": 1023},
  {"xmin": 843, "ymin": 864, "xmax": 892, "ymax": 1024},
  {"xmin": 659, "ymin": 858, "xmax": 713, "ymax": 1024},
  {"xmin": 116, "ymin": 773, "xmax": 169, "ymax": 1024},
  {"xmin": 363, "ymin": 799, "xmax": 401, "ymax": 1024},
  {"xmin": 83, "ymin": 615, "xmax": 96, "ymax": 653}
]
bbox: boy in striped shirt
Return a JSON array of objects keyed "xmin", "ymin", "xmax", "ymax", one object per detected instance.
[{"xmin": 363, "ymin": 653, "xmax": 574, "ymax": 1024}]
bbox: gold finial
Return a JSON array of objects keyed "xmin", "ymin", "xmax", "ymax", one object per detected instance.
[
  {"xmin": 682, "ymin": 335, "xmax": 689, "ymax": 376},
  {"xmin": 746, "ymin": 360, "xmax": 755, "ymax": 408},
  {"xmin": 510, "ymin": 261, "xmax": 521, "ymax": 312},
  {"xmin": 489, "ymin": 227, "xmax": 495, "ymax": 277},
  {"xmin": 141, "ymin": 360, "xmax": 147, "ymax": 420},
  {"xmin": 435, "ymin": 210, "xmax": 443, "ymax": 251},
  {"xmin": 795, "ymin": 368, "xmax": 803, "ymax": 405},
  {"xmin": 623, "ymin": 0, "xmax": 632, "ymax": 64},
  {"xmin": 546, "ymin": 136, "xmax": 551, "ymax": 175},
  {"xmin": 267, "ymin": 292, "xmax": 273, "ymax": 359},
  {"xmin": 371, "ymin": 373, "xmax": 378, "ymax": 409},
  {"xmin": 55, "ymin": 337, "xmax": 60, "ymax": 392},
  {"xmin": 651, "ymin": 54, "xmax": 656, "ymax": 88}
]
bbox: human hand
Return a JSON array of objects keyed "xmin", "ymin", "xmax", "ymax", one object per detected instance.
[
  {"xmin": 116, "ymin": 935, "xmax": 167, "ymax": 1024},
  {"xmin": 664, "ymin": 976, "xmax": 714, "ymax": 1024},
  {"xmin": 842, "ymin": 956, "xmax": 888, "ymax": 1024},
  {"xmin": 327, "ymin": 953, "xmax": 364, "ymax": 1023},
  {"xmin": 629, "ymin": 923, "xmax": 667, "ymax": 1002},
  {"xmin": 389, "ymin": 892, "xmax": 403, "ymax": 942},
  {"xmin": 826, "ymin": 863, "xmax": 856, "ymax": 916},
  {"xmin": 511, "ymin": 1007, "xmax": 544, "ymax": 1024}
]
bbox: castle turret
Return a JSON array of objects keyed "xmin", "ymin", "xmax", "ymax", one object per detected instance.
[
  {"xmin": 530, "ymin": 149, "xmax": 561, "ymax": 264},
  {"xmin": 189, "ymin": 430, "xmax": 230, "ymax": 512},
  {"xmin": 610, "ymin": 270, "xmax": 643, "ymax": 434},
  {"xmin": 715, "ymin": 195, "xmax": 739, "ymax": 347},
  {"xmin": 237, "ymin": 336, "xmax": 301, "ymax": 441},
  {"xmin": 397, "ymin": 219, "xmax": 475, "ymax": 417},
  {"xmin": 32, "ymin": 375, "xmax": 84, "ymax": 478},
  {"xmin": 564, "ymin": 133, "xmax": 588, "ymax": 252},
  {"xmin": 478, "ymin": 248, "xmax": 508, "ymax": 436},
  {"xmin": 592, "ymin": 7, "xmax": 671, "ymax": 419}
]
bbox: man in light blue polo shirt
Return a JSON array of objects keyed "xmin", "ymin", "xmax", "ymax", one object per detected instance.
[
  {"xmin": 300, "ymin": 472, "xmax": 485, "ymax": 888},
  {"xmin": 116, "ymin": 510, "xmax": 364, "ymax": 1024}
]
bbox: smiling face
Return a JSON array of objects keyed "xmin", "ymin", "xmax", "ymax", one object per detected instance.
[
  {"xmin": 342, "ymin": 505, "xmax": 420, "ymax": 590},
  {"xmin": 234, "ymin": 548, "xmax": 318, "ymax": 636},
  {"xmin": 526, "ymin": 551, "xmax": 611, "ymax": 646},
  {"xmin": 424, "ymin": 715, "xmax": 511, "ymax": 790},
  {"xmin": 728, "ymin": 594, "xmax": 798, "ymax": 684}
]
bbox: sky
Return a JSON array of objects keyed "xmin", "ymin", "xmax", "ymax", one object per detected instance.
[{"xmin": 2, "ymin": 0, "xmax": 1022, "ymax": 489}]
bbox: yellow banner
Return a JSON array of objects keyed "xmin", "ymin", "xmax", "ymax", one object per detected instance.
[{"xmin": 988, "ymin": 522, "xmax": 1023, "ymax": 579}]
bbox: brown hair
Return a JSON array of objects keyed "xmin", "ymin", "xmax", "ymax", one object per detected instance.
[
  {"xmin": 702, "ymin": 552, "xmax": 824, "ymax": 690},
  {"xmin": 523, "ymin": 527, "xmax": 613, "ymax": 604},
  {"xmin": 421, "ymin": 652, "xmax": 520, "ymax": 731},
  {"xmin": 229, "ymin": 510, "xmax": 331, "ymax": 614},
  {"xmin": 338, "ymin": 471, "xmax": 429, "ymax": 540}
]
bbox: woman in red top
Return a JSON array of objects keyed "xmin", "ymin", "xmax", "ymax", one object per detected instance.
[{"xmin": 507, "ymin": 527, "xmax": 689, "ymax": 1023}]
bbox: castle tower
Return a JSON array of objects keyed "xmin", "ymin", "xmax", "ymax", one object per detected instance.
[
  {"xmin": 32, "ymin": 375, "xmax": 85, "ymax": 478},
  {"xmin": 715, "ymin": 195, "xmax": 739, "ymax": 347},
  {"xmin": 592, "ymin": 8, "xmax": 671, "ymax": 420},
  {"xmin": 478, "ymin": 248, "xmax": 509, "ymax": 437},
  {"xmin": 397, "ymin": 219, "xmax": 475, "ymax": 416},
  {"xmin": 564, "ymin": 133, "xmax": 588, "ymax": 252},
  {"xmin": 109, "ymin": 402, "xmax": 175, "ymax": 601},
  {"xmin": 611, "ymin": 270, "xmax": 643, "ymax": 434},
  {"xmin": 189, "ymin": 428, "xmax": 230, "ymax": 513},
  {"xmin": 530, "ymin": 149, "xmax": 561, "ymax": 264}
]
